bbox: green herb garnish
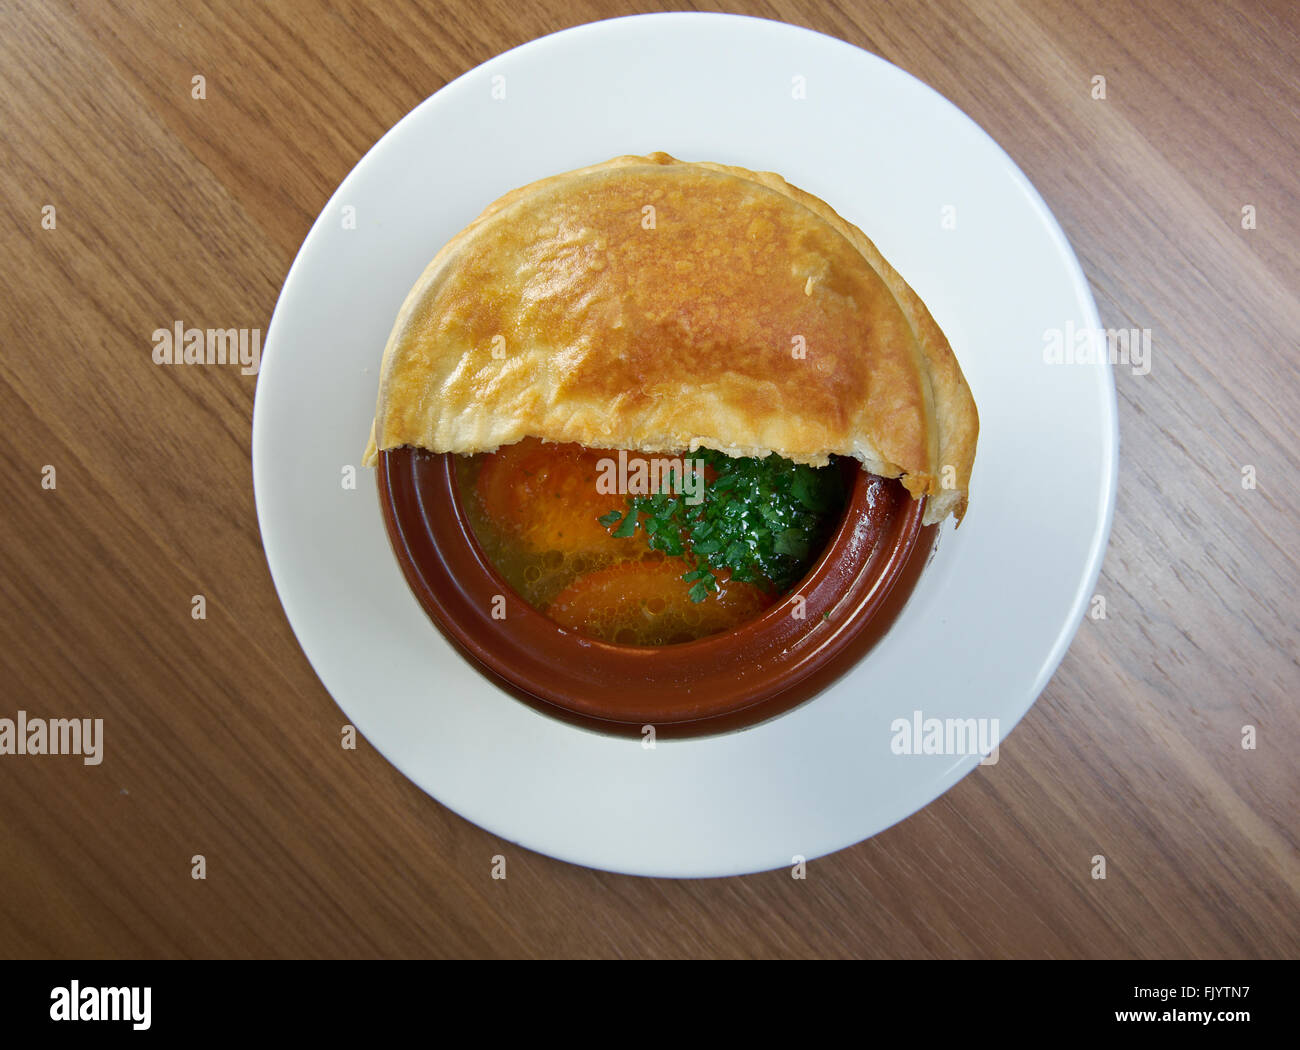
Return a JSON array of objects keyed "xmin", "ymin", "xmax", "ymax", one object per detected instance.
[{"xmin": 600, "ymin": 452, "xmax": 846, "ymax": 601}]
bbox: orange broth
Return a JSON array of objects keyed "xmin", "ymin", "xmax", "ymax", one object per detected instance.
[{"xmin": 456, "ymin": 438, "xmax": 776, "ymax": 645}]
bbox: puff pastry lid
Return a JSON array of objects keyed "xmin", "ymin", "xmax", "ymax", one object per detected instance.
[{"xmin": 363, "ymin": 153, "xmax": 977, "ymax": 524}]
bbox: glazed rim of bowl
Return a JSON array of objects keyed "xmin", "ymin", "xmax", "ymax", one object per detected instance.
[{"xmin": 377, "ymin": 447, "xmax": 927, "ymax": 729}]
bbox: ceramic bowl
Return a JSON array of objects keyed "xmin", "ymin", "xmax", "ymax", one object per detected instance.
[{"xmin": 377, "ymin": 448, "xmax": 931, "ymax": 735}]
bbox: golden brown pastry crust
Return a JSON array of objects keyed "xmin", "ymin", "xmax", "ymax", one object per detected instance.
[{"xmin": 363, "ymin": 153, "xmax": 978, "ymax": 524}]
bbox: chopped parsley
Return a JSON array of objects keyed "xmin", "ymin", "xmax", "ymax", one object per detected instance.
[{"xmin": 598, "ymin": 450, "xmax": 846, "ymax": 601}]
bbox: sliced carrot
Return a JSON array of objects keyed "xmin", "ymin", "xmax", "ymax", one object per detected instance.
[
  {"xmin": 547, "ymin": 557, "xmax": 774, "ymax": 645},
  {"xmin": 475, "ymin": 437, "xmax": 629, "ymax": 554}
]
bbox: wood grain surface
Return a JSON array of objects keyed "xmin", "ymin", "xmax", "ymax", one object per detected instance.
[{"xmin": 1, "ymin": 0, "xmax": 1296, "ymax": 958}]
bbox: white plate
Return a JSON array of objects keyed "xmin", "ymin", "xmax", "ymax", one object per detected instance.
[{"xmin": 252, "ymin": 13, "xmax": 1116, "ymax": 877}]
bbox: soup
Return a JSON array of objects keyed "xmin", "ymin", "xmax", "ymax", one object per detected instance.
[{"xmin": 456, "ymin": 438, "xmax": 847, "ymax": 646}]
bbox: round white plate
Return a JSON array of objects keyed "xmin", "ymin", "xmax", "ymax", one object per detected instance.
[{"xmin": 253, "ymin": 13, "xmax": 1116, "ymax": 877}]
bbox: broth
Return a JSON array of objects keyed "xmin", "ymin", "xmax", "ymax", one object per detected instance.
[{"xmin": 455, "ymin": 439, "xmax": 844, "ymax": 646}]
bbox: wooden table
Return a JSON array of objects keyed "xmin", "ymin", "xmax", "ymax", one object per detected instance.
[{"xmin": 1, "ymin": 0, "xmax": 1296, "ymax": 959}]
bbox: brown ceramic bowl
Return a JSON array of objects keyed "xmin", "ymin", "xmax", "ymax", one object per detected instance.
[{"xmin": 377, "ymin": 448, "xmax": 932, "ymax": 736}]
